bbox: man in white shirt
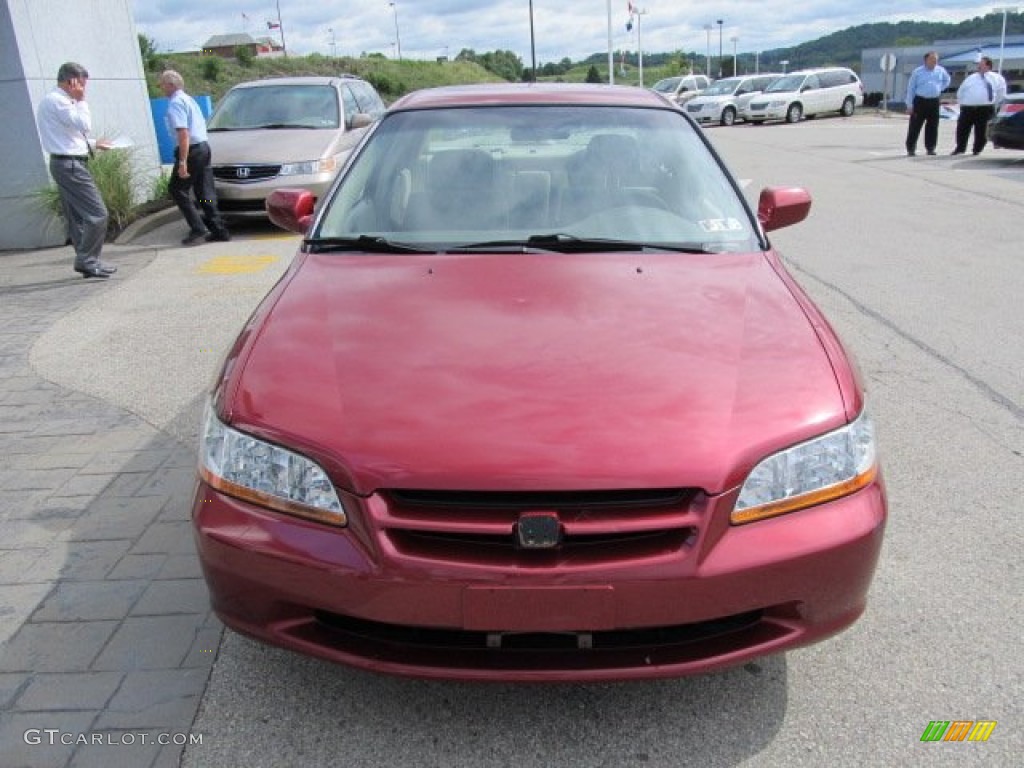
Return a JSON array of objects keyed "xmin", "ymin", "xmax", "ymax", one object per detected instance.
[
  {"xmin": 36, "ymin": 62, "xmax": 116, "ymax": 278},
  {"xmin": 952, "ymin": 56, "xmax": 1007, "ymax": 156}
]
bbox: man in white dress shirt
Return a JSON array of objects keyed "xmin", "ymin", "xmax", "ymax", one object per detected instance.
[
  {"xmin": 952, "ymin": 56, "xmax": 1007, "ymax": 156},
  {"xmin": 36, "ymin": 62, "xmax": 116, "ymax": 279}
]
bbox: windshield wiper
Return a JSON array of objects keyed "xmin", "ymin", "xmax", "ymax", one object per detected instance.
[
  {"xmin": 304, "ymin": 236, "xmax": 436, "ymax": 254},
  {"xmin": 451, "ymin": 234, "xmax": 720, "ymax": 254}
]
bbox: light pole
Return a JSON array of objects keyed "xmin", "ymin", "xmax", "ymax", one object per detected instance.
[
  {"xmin": 993, "ymin": 6, "xmax": 1019, "ymax": 74},
  {"xmin": 389, "ymin": 1, "xmax": 402, "ymax": 60},
  {"xmin": 716, "ymin": 19, "xmax": 723, "ymax": 78},
  {"xmin": 327, "ymin": 28, "xmax": 336, "ymax": 59},
  {"xmin": 632, "ymin": 7, "xmax": 648, "ymax": 86},
  {"xmin": 781, "ymin": 59, "xmax": 789, "ymax": 74},
  {"xmin": 731, "ymin": 36, "xmax": 738, "ymax": 76},
  {"xmin": 704, "ymin": 24, "xmax": 712, "ymax": 78},
  {"xmin": 528, "ymin": 0, "xmax": 537, "ymax": 81}
]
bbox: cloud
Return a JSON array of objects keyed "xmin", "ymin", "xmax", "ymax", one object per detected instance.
[{"xmin": 132, "ymin": 1, "xmax": 997, "ymax": 63}]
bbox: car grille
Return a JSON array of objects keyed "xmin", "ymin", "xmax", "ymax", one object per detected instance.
[
  {"xmin": 376, "ymin": 488, "xmax": 701, "ymax": 566},
  {"xmin": 213, "ymin": 164, "xmax": 281, "ymax": 183},
  {"xmin": 312, "ymin": 608, "xmax": 765, "ymax": 653},
  {"xmin": 748, "ymin": 101, "xmax": 767, "ymax": 110},
  {"xmin": 217, "ymin": 199, "xmax": 269, "ymax": 213},
  {"xmin": 686, "ymin": 103, "xmax": 703, "ymax": 112}
]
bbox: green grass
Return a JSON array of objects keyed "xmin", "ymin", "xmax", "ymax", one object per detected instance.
[{"xmin": 145, "ymin": 52, "xmax": 505, "ymax": 103}]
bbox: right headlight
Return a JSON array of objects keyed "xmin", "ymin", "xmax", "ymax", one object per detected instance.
[
  {"xmin": 199, "ymin": 402, "xmax": 347, "ymax": 526},
  {"xmin": 731, "ymin": 408, "xmax": 878, "ymax": 525}
]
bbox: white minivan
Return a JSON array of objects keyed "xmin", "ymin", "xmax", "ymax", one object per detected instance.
[
  {"xmin": 651, "ymin": 74, "xmax": 712, "ymax": 106},
  {"xmin": 740, "ymin": 67, "xmax": 864, "ymax": 124},
  {"xmin": 684, "ymin": 74, "xmax": 782, "ymax": 126}
]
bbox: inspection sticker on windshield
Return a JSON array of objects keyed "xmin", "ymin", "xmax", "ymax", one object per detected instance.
[{"xmin": 699, "ymin": 218, "xmax": 745, "ymax": 233}]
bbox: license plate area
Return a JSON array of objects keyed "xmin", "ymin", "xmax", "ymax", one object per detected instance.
[{"xmin": 463, "ymin": 586, "xmax": 615, "ymax": 631}]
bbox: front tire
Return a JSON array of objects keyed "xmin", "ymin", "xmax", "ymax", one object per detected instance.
[
  {"xmin": 720, "ymin": 106, "xmax": 737, "ymax": 126},
  {"xmin": 786, "ymin": 102, "xmax": 803, "ymax": 123},
  {"xmin": 840, "ymin": 96, "xmax": 855, "ymax": 117}
]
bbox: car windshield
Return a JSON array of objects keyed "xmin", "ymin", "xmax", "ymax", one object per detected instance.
[
  {"xmin": 765, "ymin": 75, "xmax": 804, "ymax": 93},
  {"xmin": 700, "ymin": 78, "xmax": 741, "ymax": 96},
  {"xmin": 652, "ymin": 77, "xmax": 682, "ymax": 94},
  {"xmin": 208, "ymin": 84, "xmax": 340, "ymax": 130},
  {"xmin": 314, "ymin": 104, "xmax": 759, "ymax": 253}
]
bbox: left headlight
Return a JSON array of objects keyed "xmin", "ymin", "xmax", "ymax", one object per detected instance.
[
  {"xmin": 731, "ymin": 408, "xmax": 878, "ymax": 525},
  {"xmin": 199, "ymin": 403, "xmax": 347, "ymax": 526},
  {"xmin": 279, "ymin": 157, "xmax": 338, "ymax": 176}
]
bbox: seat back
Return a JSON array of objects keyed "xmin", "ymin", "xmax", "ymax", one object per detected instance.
[{"xmin": 411, "ymin": 149, "xmax": 501, "ymax": 231}]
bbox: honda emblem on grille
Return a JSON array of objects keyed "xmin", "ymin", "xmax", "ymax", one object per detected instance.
[
  {"xmin": 236, "ymin": 167, "xmax": 250, "ymax": 179},
  {"xmin": 516, "ymin": 511, "xmax": 562, "ymax": 549}
]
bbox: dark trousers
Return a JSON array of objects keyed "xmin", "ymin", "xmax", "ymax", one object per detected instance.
[
  {"xmin": 905, "ymin": 96, "xmax": 941, "ymax": 153},
  {"xmin": 954, "ymin": 105, "xmax": 995, "ymax": 155},
  {"xmin": 169, "ymin": 142, "xmax": 228, "ymax": 237},
  {"xmin": 50, "ymin": 156, "xmax": 108, "ymax": 269}
]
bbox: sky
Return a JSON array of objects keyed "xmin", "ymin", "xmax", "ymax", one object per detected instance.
[{"xmin": 132, "ymin": 1, "xmax": 1007, "ymax": 65}]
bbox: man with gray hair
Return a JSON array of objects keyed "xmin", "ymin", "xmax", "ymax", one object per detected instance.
[
  {"xmin": 36, "ymin": 62, "xmax": 116, "ymax": 278},
  {"xmin": 158, "ymin": 69, "xmax": 230, "ymax": 244}
]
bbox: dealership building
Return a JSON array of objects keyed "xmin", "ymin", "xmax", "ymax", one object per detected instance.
[{"xmin": 861, "ymin": 35, "xmax": 1024, "ymax": 104}]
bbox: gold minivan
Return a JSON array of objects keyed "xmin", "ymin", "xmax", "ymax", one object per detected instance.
[{"xmin": 207, "ymin": 76, "xmax": 385, "ymax": 216}]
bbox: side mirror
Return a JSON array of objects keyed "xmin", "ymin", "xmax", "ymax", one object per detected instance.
[
  {"xmin": 348, "ymin": 113, "xmax": 374, "ymax": 130},
  {"xmin": 267, "ymin": 188, "xmax": 316, "ymax": 234},
  {"xmin": 757, "ymin": 186, "xmax": 812, "ymax": 232}
]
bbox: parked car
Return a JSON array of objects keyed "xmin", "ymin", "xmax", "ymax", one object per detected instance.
[
  {"xmin": 988, "ymin": 92, "xmax": 1024, "ymax": 149},
  {"xmin": 685, "ymin": 73, "xmax": 782, "ymax": 126},
  {"xmin": 651, "ymin": 74, "xmax": 711, "ymax": 105},
  {"xmin": 741, "ymin": 67, "xmax": 864, "ymax": 124},
  {"xmin": 206, "ymin": 75, "xmax": 385, "ymax": 216},
  {"xmin": 193, "ymin": 82, "xmax": 887, "ymax": 682}
]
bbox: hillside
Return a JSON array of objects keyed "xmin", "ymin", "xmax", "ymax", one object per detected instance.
[
  {"xmin": 586, "ymin": 14, "xmax": 1024, "ymax": 75},
  {"xmin": 147, "ymin": 13, "xmax": 1024, "ymax": 103}
]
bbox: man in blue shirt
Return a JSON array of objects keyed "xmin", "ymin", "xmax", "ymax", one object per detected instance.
[
  {"xmin": 904, "ymin": 51, "xmax": 951, "ymax": 156},
  {"xmin": 158, "ymin": 70, "xmax": 230, "ymax": 244}
]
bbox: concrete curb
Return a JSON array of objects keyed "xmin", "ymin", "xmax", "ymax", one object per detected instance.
[{"xmin": 115, "ymin": 206, "xmax": 180, "ymax": 245}]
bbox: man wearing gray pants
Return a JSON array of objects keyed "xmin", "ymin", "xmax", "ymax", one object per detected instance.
[{"xmin": 36, "ymin": 62, "xmax": 116, "ymax": 279}]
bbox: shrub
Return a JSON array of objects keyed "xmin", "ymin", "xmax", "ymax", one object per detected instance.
[
  {"xmin": 36, "ymin": 149, "xmax": 168, "ymax": 241},
  {"xmin": 235, "ymin": 46, "xmax": 254, "ymax": 67},
  {"xmin": 201, "ymin": 55, "xmax": 221, "ymax": 82}
]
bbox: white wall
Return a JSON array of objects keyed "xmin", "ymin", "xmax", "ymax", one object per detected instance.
[{"xmin": 0, "ymin": 0, "xmax": 160, "ymax": 249}]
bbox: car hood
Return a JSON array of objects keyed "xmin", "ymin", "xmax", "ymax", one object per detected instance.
[
  {"xmin": 207, "ymin": 128, "xmax": 347, "ymax": 164},
  {"xmin": 224, "ymin": 252, "xmax": 847, "ymax": 496}
]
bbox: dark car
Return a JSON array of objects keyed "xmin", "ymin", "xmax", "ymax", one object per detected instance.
[
  {"xmin": 193, "ymin": 83, "xmax": 887, "ymax": 682},
  {"xmin": 989, "ymin": 93, "xmax": 1024, "ymax": 149}
]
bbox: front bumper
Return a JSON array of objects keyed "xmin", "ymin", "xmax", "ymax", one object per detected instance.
[{"xmin": 192, "ymin": 479, "xmax": 886, "ymax": 681}]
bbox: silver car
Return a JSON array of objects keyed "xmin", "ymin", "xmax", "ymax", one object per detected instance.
[
  {"xmin": 685, "ymin": 74, "xmax": 781, "ymax": 126},
  {"xmin": 207, "ymin": 75, "xmax": 385, "ymax": 216}
]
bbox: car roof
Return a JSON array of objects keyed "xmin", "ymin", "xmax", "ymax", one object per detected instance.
[
  {"xmin": 389, "ymin": 83, "xmax": 674, "ymax": 112},
  {"xmin": 229, "ymin": 76, "xmax": 365, "ymax": 89}
]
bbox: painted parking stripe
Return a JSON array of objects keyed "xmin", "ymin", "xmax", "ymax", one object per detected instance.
[{"xmin": 195, "ymin": 255, "xmax": 280, "ymax": 275}]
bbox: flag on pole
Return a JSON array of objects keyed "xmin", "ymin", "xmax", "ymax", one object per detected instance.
[{"xmin": 267, "ymin": 20, "xmax": 281, "ymax": 29}]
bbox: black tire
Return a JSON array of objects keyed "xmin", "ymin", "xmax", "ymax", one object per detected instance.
[
  {"xmin": 840, "ymin": 96, "xmax": 855, "ymax": 117},
  {"xmin": 720, "ymin": 106, "xmax": 737, "ymax": 126},
  {"xmin": 786, "ymin": 102, "xmax": 803, "ymax": 123}
]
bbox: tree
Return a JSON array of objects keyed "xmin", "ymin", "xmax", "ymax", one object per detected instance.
[
  {"xmin": 235, "ymin": 46, "xmax": 255, "ymax": 67},
  {"xmin": 137, "ymin": 34, "xmax": 160, "ymax": 72},
  {"xmin": 586, "ymin": 65, "xmax": 602, "ymax": 83}
]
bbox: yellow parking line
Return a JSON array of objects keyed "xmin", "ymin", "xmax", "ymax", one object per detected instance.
[{"xmin": 195, "ymin": 255, "xmax": 280, "ymax": 275}]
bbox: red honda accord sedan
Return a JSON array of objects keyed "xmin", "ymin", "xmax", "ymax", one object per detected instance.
[{"xmin": 193, "ymin": 83, "xmax": 886, "ymax": 682}]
